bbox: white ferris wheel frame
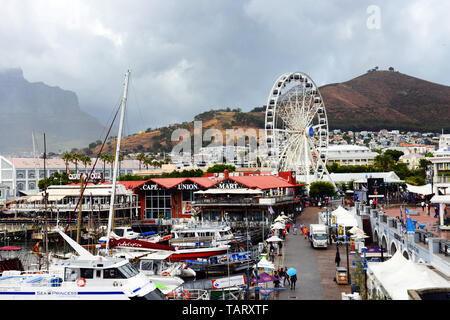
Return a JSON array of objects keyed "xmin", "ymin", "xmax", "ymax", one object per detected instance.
[{"xmin": 264, "ymin": 72, "xmax": 334, "ymax": 187}]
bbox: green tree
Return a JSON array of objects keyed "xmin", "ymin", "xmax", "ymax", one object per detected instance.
[
  {"xmin": 62, "ymin": 152, "xmax": 72, "ymax": 173},
  {"xmin": 136, "ymin": 153, "xmax": 146, "ymax": 170},
  {"xmin": 206, "ymin": 164, "xmax": 236, "ymax": 173},
  {"xmin": 309, "ymin": 181, "xmax": 335, "ymax": 198},
  {"xmin": 383, "ymin": 149, "xmax": 404, "ymax": 162},
  {"xmin": 374, "ymin": 154, "xmax": 395, "ymax": 171}
]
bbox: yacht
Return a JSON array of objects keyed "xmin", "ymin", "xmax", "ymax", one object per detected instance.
[{"xmin": 0, "ymin": 230, "xmax": 166, "ymax": 300}]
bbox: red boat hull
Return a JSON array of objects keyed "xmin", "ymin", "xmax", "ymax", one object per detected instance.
[{"xmin": 167, "ymin": 248, "xmax": 229, "ymax": 262}]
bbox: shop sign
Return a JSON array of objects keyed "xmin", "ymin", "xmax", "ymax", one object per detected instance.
[
  {"xmin": 141, "ymin": 183, "xmax": 162, "ymax": 191},
  {"xmin": 68, "ymin": 172, "xmax": 103, "ymax": 181},
  {"xmin": 177, "ymin": 183, "xmax": 199, "ymax": 190}
]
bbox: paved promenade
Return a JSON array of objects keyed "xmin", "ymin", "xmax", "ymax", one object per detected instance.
[{"xmin": 273, "ymin": 206, "xmax": 352, "ymax": 300}]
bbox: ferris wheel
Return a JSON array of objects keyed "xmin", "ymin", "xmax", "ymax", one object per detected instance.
[{"xmin": 264, "ymin": 72, "xmax": 333, "ymax": 186}]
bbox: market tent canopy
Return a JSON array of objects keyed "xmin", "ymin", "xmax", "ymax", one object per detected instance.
[
  {"xmin": 271, "ymin": 222, "xmax": 285, "ymax": 230},
  {"xmin": 332, "ymin": 206, "xmax": 358, "ymax": 227},
  {"xmin": 430, "ymin": 195, "xmax": 450, "ymax": 204},
  {"xmin": 406, "ymin": 184, "xmax": 433, "ymax": 195},
  {"xmin": 266, "ymin": 235, "xmax": 284, "ymax": 242},
  {"xmin": 254, "ymin": 256, "xmax": 275, "ymax": 270},
  {"xmin": 367, "ymin": 251, "xmax": 450, "ymax": 300}
]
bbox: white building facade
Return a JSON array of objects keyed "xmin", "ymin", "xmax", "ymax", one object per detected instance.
[
  {"xmin": 0, "ymin": 156, "xmax": 141, "ymax": 199},
  {"xmin": 326, "ymin": 145, "xmax": 379, "ymax": 166}
]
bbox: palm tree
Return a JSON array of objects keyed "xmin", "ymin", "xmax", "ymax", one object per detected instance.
[
  {"xmin": 143, "ymin": 157, "xmax": 152, "ymax": 169},
  {"xmin": 62, "ymin": 152, "xmax": 72, "ymax": 174},
  {"xmin": 81, "ymin": 155, "xmax": 92, "ymax": 172},
  {"xmin": 100, "ymin": 153, "xmax": 109, "ymax": 176},
  {"xmin": 71, "ymin": 153, "xmax": 82, "ymax": 173},
  {"xmin": 136, "ymin": 153, "xmax": 146, "ymax": 170}
]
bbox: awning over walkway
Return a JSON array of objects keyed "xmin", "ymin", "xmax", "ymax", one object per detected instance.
[
  {"xmin": 195, "ymin": 188, "xmax": 262, "ymax": 195},
  {"xmin": 430, "ymin": 195, "xmax": 450, "ymax": 204},
  {"xmin": 406, "ymin": 183, "xmax": 433, "ymax": 195}
]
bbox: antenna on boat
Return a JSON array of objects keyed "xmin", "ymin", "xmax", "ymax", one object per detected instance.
[{"xmin": 106, "ymin": 70, "xmax": 130, "ymax": 253}]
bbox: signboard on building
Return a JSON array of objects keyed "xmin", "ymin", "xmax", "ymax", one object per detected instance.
[
  {"xmin": 68, "ymin": 172, "xmax": 104, "ymax": 183},
  {"xmin": 177, "ymin": 182, "xmax": 199, "ymax": 191},
  {"xmin": 140, "ymin": 182, "xmax": 163, "ymax": 191},
  {"xmin": 213, "ymin": 179, "xmax": 246, "ymax": 190},
  {"xmin": 367, "ymin": 178, "xmax": 385, "ymax": 198}
]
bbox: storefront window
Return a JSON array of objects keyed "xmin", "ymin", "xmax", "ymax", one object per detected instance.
[{"xmin": 145, "ymin": 190, "xmax": 171, "ymax": 219}]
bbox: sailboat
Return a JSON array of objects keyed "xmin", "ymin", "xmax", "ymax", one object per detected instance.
[
  {"xmin": 0, "ymin": 71, "xmax": 166, "ymax": 300},
  {"xmin": 0, "ymin": 229, "xmax": 166, "ymax": 300}
]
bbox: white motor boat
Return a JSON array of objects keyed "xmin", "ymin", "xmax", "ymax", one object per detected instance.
[{"xmin": 0, "ymin": 230, "xmax": 166, "ymax": 300}]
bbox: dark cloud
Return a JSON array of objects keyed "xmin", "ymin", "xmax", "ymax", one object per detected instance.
[{"xmin": 0, "ymin": 0, "xmax": 448, "ymax": 137}]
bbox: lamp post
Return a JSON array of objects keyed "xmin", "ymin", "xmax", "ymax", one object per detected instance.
[
  {"xmin": 345, "ymin": 235, "xmax": 351, "ymax": 284},
  {"xmin": 361, "ymin": 247, "xmax": 368, "ymax": 299}
]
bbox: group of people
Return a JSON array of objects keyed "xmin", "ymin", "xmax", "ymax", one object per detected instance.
[{"xmin": 273, "ymin": 267, "xmax": 297, "ymax": 290}]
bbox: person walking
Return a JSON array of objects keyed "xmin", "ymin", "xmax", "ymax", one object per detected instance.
[
  {"xmin": 278, "ymin": 241, "xmax": 283, "ymax": 256},
  {"xmin": 303, "ymin": 227, "xmax": 308, "ymax": 239},
  {"xmin": 283, "ymin": 267, "xmax": 290, "ymax": 287},
  {"xmin": 279, "ymin": 268, "xmax": 285, "ymax": 287},
  {"xmin": 286, "ymin": 223, "xmax": 290, "ymax": 234},
  {"xmin": 290, "ymin": 273, "xmax": 297, "ymax": 290},
  {"xmin": 421, "ymin": 200, "xmax": 425, "ymax": 212},
  {"xmin": 335, "ymin": 249, "xmax": 341, "ymax": 267},
  {"xmin": 293, "ymin": 223, "xmax": 298, "ymax": 235},
  {"xmin": 426, "ymin": 202, "xmax": 430, "ymax": 216},
  {"xmin": 434, "ymin": 205, "xmax": 439, "ymax": 218}
]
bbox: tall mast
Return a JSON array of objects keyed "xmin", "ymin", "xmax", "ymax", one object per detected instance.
[{"xmin": 106, "ymin": 70, "xmax": 130, "ymax": 252}]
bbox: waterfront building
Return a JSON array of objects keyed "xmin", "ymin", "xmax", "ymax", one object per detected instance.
[
  {"xmin": 5, "ymin": 182, "xmax": 139, "ymax": 222},
  {"xmin": 122, "ymin": 171, "xmax": 301, "ymax": 228},
  {"xmin": 429, "ymin": 146, "xmax": 450, "ymax": 226},
  {"xmin": 325, "ymin": 145, "xmax": 378, "ymax": 166},
  {"xmin": 0, "ymin": 156, "xmax": 140, "ymax": 198},
  {"xmin": 439, "ymin": 134, "xmax": 450, "ymax": 149}
]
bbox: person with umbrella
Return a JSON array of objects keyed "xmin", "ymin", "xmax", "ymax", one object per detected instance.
[{"xmin": 286, "ymin": 268, "xmax": 297, "ymax": 290}]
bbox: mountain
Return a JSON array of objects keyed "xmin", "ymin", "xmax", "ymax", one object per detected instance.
[
  {"xmin": 0, "ymin": 68, "xmax": 105, "ymax": 154},
  {"xmin": 321, "ymin": 70, "xmax": 450, "ymax": 132},
  {"xmin": 79, "ymin": 70, "xmax": 450, "ymax": 156}
]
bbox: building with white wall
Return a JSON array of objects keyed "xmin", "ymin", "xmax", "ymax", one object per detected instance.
[
  {"xmin": 326, "ymin": 145, "xmax": 379, "ymax": 166},
  {"xmin": 0, "ymin": 156, "xmax": 140, "ymax": 199}
]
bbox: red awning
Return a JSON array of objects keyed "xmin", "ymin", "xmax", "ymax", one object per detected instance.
[
  {"xmin": 0, "ymin": 246, "xmax": 22, "ymax": 251},
  {"xmin": 227, "ymin": 175, "xmax": 296, "ymax": 190}
]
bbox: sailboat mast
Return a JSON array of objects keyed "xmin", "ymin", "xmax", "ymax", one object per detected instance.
[{"xmin": 106, "ymin": 70, "xmax": 130, "ymax": 251}]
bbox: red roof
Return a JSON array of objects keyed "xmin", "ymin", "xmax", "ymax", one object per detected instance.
[
  {"xmin": 118, "ymin": 181, "xmax": 147, "ymax": 190},
  {"xmin": 188, "ymin": 177, "xmax": 216, "ymax": 188},
  {"xmin": 0, "ymin": 246, "xmax": 22, "ymax": 251},
  {"xmin": 216, "ymin": 175, "xmax": 296, "ymax": 190},
  {"xmin": 151, "ymin": 178, "xmax": 190, "ymax": 189}
]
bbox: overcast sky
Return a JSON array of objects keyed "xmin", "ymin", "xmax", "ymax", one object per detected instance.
[{"xmin": 1, "ymin": 0, "xmax": 449, "ymax": 136}]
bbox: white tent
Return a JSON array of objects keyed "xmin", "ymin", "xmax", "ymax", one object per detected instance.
[
  {"xmin": 367, "ymin": 251, "xmax": 450, "ymax": 300},
  {"xmin": 332, "ymin": 206, "xmax": 358, "ymax": 228},
  {"xmin": 266, "ymin": 235, "xmax": 284, "ymax": 242},
  {"xmin": 406, "ymin": 183, "xmax": 433, "ymax": 196},
  {"xmin": 253, "ymin": 256, "xmax": 275, "ymax": 270},
  {"xmin": 271, "ymin": 222, "xmax": 285, "ymax": 230}
]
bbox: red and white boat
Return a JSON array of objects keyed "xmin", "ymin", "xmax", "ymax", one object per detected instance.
[{"xmin": 108, "ymin": 238, "xmax": 229, "ymax": 261}]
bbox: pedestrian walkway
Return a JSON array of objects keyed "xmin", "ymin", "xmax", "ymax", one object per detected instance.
[{"xmin": 274, "ymin": 206, "xmax": 352, "ymax": 300}]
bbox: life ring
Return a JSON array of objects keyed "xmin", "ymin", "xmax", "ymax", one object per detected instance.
[
  {"xmin": 76, "ymin": 278, "xmax": 86, "ymax": 287},
  {"xmin": 181, "ymin": 262, "xmax": 187, "ymax": 270},
  {"xmin": 161, "ymin": 271, "xmax": 170, "ymax": 277},
  {"xmin": 182, "ymin": 290, "xmax": 190, "ymax": 300}
]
